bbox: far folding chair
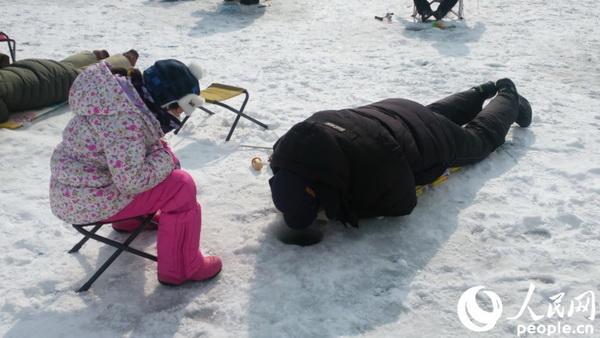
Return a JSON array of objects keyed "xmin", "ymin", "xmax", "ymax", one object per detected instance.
[
  {"xmin": 0, "ymin": 32, "xmax": 16, "ymax": 63},
  {"xmin": 174, "ymin": 83, "xmax": 268, "ymax": 141},
  {"xmin": 68, "ymin": 213, "xmax": 158, "ymax": 292},
  {"xmin": 412, "ymin": 0, "xmax": 464, "ymax": 21}
]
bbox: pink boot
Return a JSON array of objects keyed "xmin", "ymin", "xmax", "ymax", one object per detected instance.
[
  {"xmin": 158, "ymin": 255, "xmax": 222, "ymax": 286},
  {"xmin": 156, "ymin": 191, "xmax": 222, "ymax": 286},
  {"xmin": 190, "ymin": 256, "xmax": 222, "ymax": 280}
]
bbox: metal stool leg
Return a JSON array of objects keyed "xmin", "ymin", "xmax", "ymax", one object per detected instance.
[
  {"xmin": 68, "ymin": 223, "xmax": 102, "ymax": 253},
  {"xmin": 69, "ymin": 214, "xmax": 157, "ymax": 292}
]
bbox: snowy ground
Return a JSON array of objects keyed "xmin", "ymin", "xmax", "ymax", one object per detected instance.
[{"xmin": 1, "ymin": 0, "xmax": 599, "ymax": 337}]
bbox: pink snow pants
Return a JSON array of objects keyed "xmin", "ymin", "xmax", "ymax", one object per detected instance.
[{"xmin": 102, "ymin": 170, "xmax": 204, "ymax": 282}]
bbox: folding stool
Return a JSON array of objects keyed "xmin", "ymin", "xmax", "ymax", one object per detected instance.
[
  {"xmin": 175, "ymin": 83, "xmax": 268, "ymax": 141},
  {"xmin": 0, "ymin": 32, "xmax": 16, "ymax": 63},
  {"xmin": 68, "ymin": 213, "xmax": 158, "ymax": 292}
]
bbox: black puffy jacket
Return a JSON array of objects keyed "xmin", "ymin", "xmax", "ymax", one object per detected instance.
[{"xmin": 270, "ymin": 98, "xmax": 456, "ymax": 227}]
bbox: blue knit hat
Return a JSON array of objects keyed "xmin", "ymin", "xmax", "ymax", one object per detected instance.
[{"xmin": 143, "ymin": 59, "xmax": 205, "ymax": 116}]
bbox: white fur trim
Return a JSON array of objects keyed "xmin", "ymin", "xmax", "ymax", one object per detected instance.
[
  {"xmin": 188, "ymin": 62, "xmax": 204, "ymax": 80},
  {"xmin": 177, "ymin": 93, "xmax": 205, "ymax": 116}
]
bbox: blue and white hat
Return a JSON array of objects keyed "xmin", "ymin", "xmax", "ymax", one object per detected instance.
[{"xmin": 143, "ymin": 59, "xmax": 205, "ymax": 116}]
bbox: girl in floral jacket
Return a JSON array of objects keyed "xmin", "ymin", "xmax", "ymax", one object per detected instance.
[{"xmin": 50, "ymin": 59, "xmax": 221, "ymax": 286}]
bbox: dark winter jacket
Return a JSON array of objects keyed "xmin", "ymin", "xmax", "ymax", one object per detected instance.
[
  {"xmin": 0, "ymin": 59, "xmax": 79, "ymax": 123},
  {"xmin": 270, "ymin": 98, "xmax": 457, "ymax": 227}
]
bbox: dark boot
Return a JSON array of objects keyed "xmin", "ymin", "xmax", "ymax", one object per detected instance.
[
  {"xmin": 472, "ymin": 81, "xmax": 497, "ymax": 100},
  {"xmin": 496, "ymin": 78, "xmax": 517, "ymax": 95},
  {"xmin": 496, "ymin": 78, "xmax": 532, "ymax": 128},
  {"xmin": 122, "ymin": 49, "xmax": 139, "ymax": 67},
  {"xmin": 93, "ymin": 50, "xmax": 110, "ymax": 61},
  {"xmin": 515, "ymin": 95, "xmax": 532, "ymax": 128}
]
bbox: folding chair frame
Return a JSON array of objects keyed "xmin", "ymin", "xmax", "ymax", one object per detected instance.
[
  {"xmin": 0, "ymin": 32, "xmax": 16, "ymax": 63},
  {"xmin": 68, "ymin": 213, "xmax": 157, "ymax": 292},
  {"xmin": 412, "ymin": 0, "xmax": 464, "ymax": 21},
  {"xmin": 174, "ymin": 83, "xmax": 268, "ymax": 141}
]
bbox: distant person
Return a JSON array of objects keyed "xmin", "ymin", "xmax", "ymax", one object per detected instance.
[
  {"xmin": 0, "ymin": 49, "xmax": 138, "ymax": 123},
  {"xmin": 414, "ymin": 0, "xmax": 459, "ymax": 22},
  {"xmin": 269, "ymin": 79, "xmax": 532, "ymax": 229},
  {"xmin": 50, "ymin": 59, "xmax": 221, "ymax": 286}
]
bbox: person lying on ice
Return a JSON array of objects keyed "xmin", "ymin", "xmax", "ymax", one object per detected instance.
[
  {"xmin": 0, "ymin": 49, "xmax": 137, "ymax": 124},
  {"xmin": 50, "ymin": 59, "xmax": 222, "ymax": 286},
  {"xmin": 269, "ymin": 79, "xmax": 532, "ymax": 229}
]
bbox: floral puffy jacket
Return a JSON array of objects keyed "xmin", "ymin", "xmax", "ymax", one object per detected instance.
[{"xmin": 50, "ymin": 61, "xmax": 176, "ymax": 224}]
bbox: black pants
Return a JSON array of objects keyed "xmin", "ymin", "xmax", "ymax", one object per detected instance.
[
  {"xmin": 427, "ymin": 89, "xmax": 519, "ymax": 167},
  {"xmin": 414, "ymin": 0, "xmax": 459, "ymax": 19}
]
